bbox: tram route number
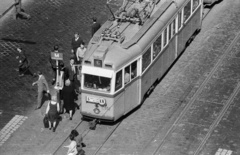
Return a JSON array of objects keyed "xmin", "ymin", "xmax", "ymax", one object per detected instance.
[{"xmin": 86, "ymin": 96, "xmax": 106, "ymax": 106}]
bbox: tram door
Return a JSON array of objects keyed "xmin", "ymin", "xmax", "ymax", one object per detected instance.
[{"xmin": 123, "ymin": 60, "xmax": 140, "ymax": 114}]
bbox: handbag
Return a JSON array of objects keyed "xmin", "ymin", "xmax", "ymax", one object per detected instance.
[{"xmin": 43, "ymin": 115, "xmax": 49, "ymax": 128}]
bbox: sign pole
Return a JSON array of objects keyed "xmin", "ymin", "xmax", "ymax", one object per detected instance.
[
  {"xmin": 56, "ymin": 60, "xmax": 59, "ymax": 86},
  {"xmin": 51, "ymin": 52, "xmax": 64, "ymax": 90}
]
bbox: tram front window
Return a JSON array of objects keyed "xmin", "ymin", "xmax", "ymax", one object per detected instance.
[{"xmin": 84, "ymin": 74, "xmax": 111, "ymax": 92}]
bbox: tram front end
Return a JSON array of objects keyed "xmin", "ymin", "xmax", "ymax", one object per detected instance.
[{"xmin": 80, "ymin": 66, "xmax": 121, "ymax": 122}]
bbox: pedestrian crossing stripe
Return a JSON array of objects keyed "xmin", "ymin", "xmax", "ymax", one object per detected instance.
[
  {"xmin": 215, "ymin": 148, "xmax": 233, "ymax": 155},
  {"xmin": 0, "ymin": 115, "xmax": 28, "ymax": 146}
]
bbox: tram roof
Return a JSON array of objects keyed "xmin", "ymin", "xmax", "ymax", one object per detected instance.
[{"xmin": 83, "ymin": 0, "xmax": 187, "ymax": 71}]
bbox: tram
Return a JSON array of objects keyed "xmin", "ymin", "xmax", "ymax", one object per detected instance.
[{"xmin": 80, "ymin": 0, "xmax": 203, "ymax": 121}]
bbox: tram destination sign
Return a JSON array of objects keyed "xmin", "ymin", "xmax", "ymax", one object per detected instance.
[{"xmin": 51, "ymin": 52, "xmax": 63, "ymax": 60}]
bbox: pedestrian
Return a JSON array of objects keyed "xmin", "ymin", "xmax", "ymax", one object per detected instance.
[
  {"xmin": 64, "ymin": 133, "xmax": 78, "ymax": 155},
  {"xmin": 65, "ymin": 58, "xmax": 77, "ymax": 84},
  {"xmin": 32, "ymin": 71, "xmax": 50, "ymax": 110},
  {"xmin": 91, "ymin": 17, "xmax": 101, "ymax": 37},
  {"xmin": 71, "ymin": 33, "xmax": 84, "ymax": 61},
  {"xmin": 61, "ymin": 79, "xmax": 77, "ymax": 120},
  {"xmin": 45, "ymin": 95, "xmax": 60, "ymax": 132},
  {"xmin": 70, "ymin": 130, "xmax": 86, "ymax": 155},
  {"xmin": 14, "ymin": 0, "xmax": 30, "ymax": 20},
  {"xmin": 76, "ymin": 42, "xmax": 86, "ymax": 65},
  {"xmin": 49, "ymin": 45, "xmax": 64, "ymax": 85},
  {"xmin": 15, "ymin": 47, "xmax": 32, "ymax": 77}
]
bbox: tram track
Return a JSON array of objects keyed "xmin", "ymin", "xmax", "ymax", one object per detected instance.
[
  {"xmin": 52, "ymin": 118, "xmax": 123, "ymax": 155},
  {"xmin": 193, "ymin": 78, "xmax": 240, "ymax": 155},
  {"xmin": 144, "ymin": 30, "xmax": 240, "ymax": 155},
  {"xmin": 52, "ymin": 120, "xmax": 85, "ymax": 155},
  {"xmin": 51, "ymin": 4, "xmax": 218, "ymax": 155},
  {"xmin": 91, "ymin": 121, "xmax": 122, "ymax": 155}
]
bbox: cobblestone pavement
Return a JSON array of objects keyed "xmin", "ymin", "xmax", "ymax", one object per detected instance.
[
  {"xmin": 0, "ymin": 0, "xmax": 121, "ymax": 128},
  {"xmin": 1, "ymin": 0, "xmax": 240, "ymax": 155},
  {"xmin": 83, "ymin": 0, "xmax": 240, "ymax": 155}
]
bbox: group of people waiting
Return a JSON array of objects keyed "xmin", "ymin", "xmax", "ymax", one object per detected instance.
[{"xmin": 13, "ymin": 16, "xmax": 102, "ymax": 155}]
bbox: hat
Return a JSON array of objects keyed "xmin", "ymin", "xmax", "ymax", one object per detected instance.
[
  {"xmin": 92, "ymin": 17, "xmax": 97, "ymax": 22},
  {"xmin": 65, "ymin": 79, "xmax": 71, "ymax": 86},
  {"xmin": 53, "ymin": 45, "xmax": 59, "ymax": 50}
]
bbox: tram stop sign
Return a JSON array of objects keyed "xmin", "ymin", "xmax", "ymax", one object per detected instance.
[{"xmin": 51, "ymin": 52, "xmax": 63, "ymax": 60}]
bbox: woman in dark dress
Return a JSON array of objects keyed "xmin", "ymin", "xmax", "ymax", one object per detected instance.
[
  {"xmin": 61, "ymin": 79, "xmax": 76, "ymax": 120},
  {"xmin": 45, "ymin": 95, "xmax": 60, "ymax": 132}
]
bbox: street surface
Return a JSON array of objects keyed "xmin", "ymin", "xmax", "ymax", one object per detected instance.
[
  {"xmin": 0, "ymin": 0, "xmax": 120, "ymax": 128},
  {"xmin": 0, "ymin": 0, "xmax": 240, "ymax": 155}
]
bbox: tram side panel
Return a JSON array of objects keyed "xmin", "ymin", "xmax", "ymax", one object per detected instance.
[
  {"xmin": 113, "ymin": 92, "xmax": 125, "ymax": 121},
  {"xmin": 124, "ymin": 77, "xmax": 140, "ymax": 114},
  {"xmin": 177, "ymin": 5, "xmax": 202, "ymax": 55},
  {"xmin": 141, "ymin": 39, "xmax": 176, "ymax": 100},
  {"xmin": 141, "ymin": 64, "xmax": 152, "ymax": 99},
  {"xmin": 192, "ymin": 5, "xmax": 202, "ymax": 32}
]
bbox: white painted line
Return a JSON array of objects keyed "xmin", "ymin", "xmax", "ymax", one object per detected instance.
[
  {"xmin": 226, "ymin": 150, "xmax": 232, "ymax": 155},
  {"xmin": 215, "ymin": 148, "xmax": 233, "ymax": 155},
  {"xmin": 0, "ymin": 115, "xmax": 27, "ymax": 146}
]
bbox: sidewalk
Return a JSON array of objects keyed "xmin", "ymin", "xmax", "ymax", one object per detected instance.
[
  {"xmin": 0, "ymin": 0, "xmax": 107, "ymax": 154},
  {"xmin": 0, "ymin": 97, "xmax": 83, "ymax": 155}
]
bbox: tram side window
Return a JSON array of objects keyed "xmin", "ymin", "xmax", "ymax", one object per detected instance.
[
  {"xmin": 115, "ymin": 70, "xmax": 122, "ymax": 91},
  {"xmin": 192, "ymin": 0, "xmax": 199, "ymax": 12},
  {"xmin": 131, "ymin": 61, "xmax": 137, "ymax": 79},
  {"xmin": 184, "ymin": 1, "xmax": 191, "ymax": 22},
  {"xmin": 124, "ymin": 66, "xmax": 130, "ymax": 84},
  {"xmin": 172, "ymin": 19, "xmax": 176, "ymax": 36},
  {"xmin": 142, "ymin": 47, "xmax": 151, "ymax": 72},
  {"xmin": 178, "ymin": 11, "xmax": 182, "ymax": 30},
  {"xmin": 153, "ymin": 34, "xmax": 162, "ymax": 60},
  {"xmin": 168, "ymin": 24, "xmax": 172, "ymax": 41},
  {"xmin": 163, "ymin": 28, "xmax": 168, "ymax": 47},
  {"xmin": 124, "ymin": 60, "xmax": 137, "ymax": 84}
]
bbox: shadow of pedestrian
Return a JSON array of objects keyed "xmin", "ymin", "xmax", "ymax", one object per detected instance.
[{"xmin": 1, "ymin": 38, "xmax": 36, "ymax": 45}]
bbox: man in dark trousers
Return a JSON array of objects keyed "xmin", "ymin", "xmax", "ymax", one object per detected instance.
[
  {"xmin": 64, "ymin": 57, "xmax": 81, "ymax": 95},
  {"xmin": 71, "ymin": 33, "xmax": 84, "ymax": 60},
  {"xmin": 65, "ymin": 58, "xmax": 77, "ymax": 84},
  {"xmin": 91, "ymin": 17, "xmax": 101, "ymax": 37},
  {"xmin": 49, "ymin": 45, "xmax": 64, "ymax": 85},
  {"xmin": 32, "ymin": 71, "xmax": 50, "ymax": 110}
]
